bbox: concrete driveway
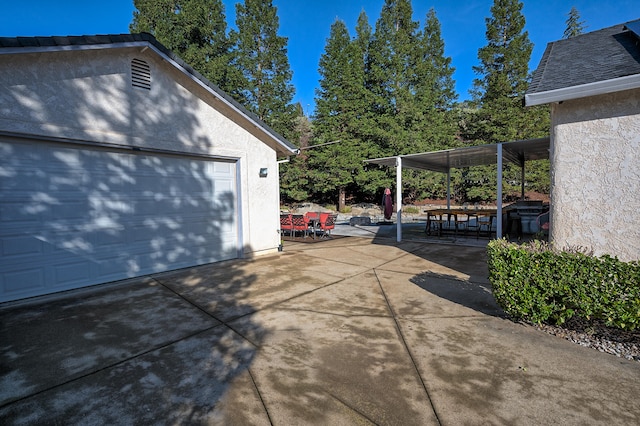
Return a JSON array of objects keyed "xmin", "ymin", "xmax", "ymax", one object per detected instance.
[{"xmin": 1, "ymin": 235, "xmax": 639, "ymax": 425}]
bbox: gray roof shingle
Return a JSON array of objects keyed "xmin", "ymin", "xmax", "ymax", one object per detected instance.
[
  {"xmin": 527, "ymin": 20, "xmax": 640, "ymax": 95},
  {"xmin": 0, "ymin": 33, "xmax": 298, "ymax": 155}
]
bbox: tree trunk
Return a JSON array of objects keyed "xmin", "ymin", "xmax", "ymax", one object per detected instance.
[{"xmin": 338, "ymin": 187, "xmax": 346, "ymax": 212}]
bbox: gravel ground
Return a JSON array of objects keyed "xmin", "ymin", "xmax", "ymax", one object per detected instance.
[{"xmin": 533, "ymin": 318, "xmax": 640, "ymax": 362}]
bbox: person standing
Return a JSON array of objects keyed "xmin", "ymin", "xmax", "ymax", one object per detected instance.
[{"xmin": 382, "ymin": 188, "xmax": 393, "ymax": 221}]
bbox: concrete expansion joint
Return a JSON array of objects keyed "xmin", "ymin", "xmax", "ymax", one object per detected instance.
[
  {"xmin": 277, "ymin": 306, "xmax": 394, "ymax": 319},
  {"xmin": 152, "ymin": 277, "xmax": 225, "ymax": 323},
  {"xmin": 372, "ymin": 268, "xmax": 443, "ymax": 425},
  {"xmin": 246, "ymin": 368, "xmax": 273, "ymax": 425},
  {"xmin": 326, "ymin": 391, "xmax": 379, "ymax": 424},
  {"xmin": 0, "ymin": 322, "xmax": 223, "ymax": 412}
]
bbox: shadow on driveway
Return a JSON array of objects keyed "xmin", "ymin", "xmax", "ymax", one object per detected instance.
[
  {"xmin": 0, "ymin": 256, "xmax": 266, "ymax": 424},
  {"xmin": 409, "ymin": 273, "xmax": 505, "ymax": 318}
]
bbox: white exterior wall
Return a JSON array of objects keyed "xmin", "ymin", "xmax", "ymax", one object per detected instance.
[
  {"xmin": 0, "ymin": 47, "xmax": 283, "ymax": 257},
  {"xmin": 550, "ymin": 88, "xmax": 640, "ymax": 261}
]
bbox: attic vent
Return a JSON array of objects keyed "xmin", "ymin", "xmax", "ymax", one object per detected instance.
[{"xmin": 131, "ymin": 58, "xmax": 151, "ymax": 90}]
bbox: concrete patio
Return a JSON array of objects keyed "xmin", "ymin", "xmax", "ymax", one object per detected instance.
[{"xmin": 1, "ymin": 233, "xmax": 639, "ymax": 424}]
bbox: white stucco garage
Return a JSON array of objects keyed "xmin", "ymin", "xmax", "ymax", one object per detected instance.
[{"xmin": 0, "ymin": 34, "xmax": 297, "ymax": 302}]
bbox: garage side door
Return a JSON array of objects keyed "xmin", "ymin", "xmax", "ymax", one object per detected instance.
[{"xmin": 0, "ymin": 140, "xmax": 238, "ymax": 303}]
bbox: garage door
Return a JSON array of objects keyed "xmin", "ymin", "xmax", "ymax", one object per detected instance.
[{"xmin": 0, "ymin": 139, "xmax": 238, "ymax": 303}]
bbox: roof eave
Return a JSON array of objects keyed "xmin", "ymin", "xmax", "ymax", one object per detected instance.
[
  {"xmin": 525, "ymin": 74, "xmax": 640, "ymax": 106},
  {"xmin": 0, "ymin": 41, "xmax": 142, "ymax": 55}
]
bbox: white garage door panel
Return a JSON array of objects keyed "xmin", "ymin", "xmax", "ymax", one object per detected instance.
[
  {"xmin": 3, "ymin": 269, "xmax": 44, "ymax": 294},
  {"xmin": 0, "ymin": 140, "xmax": 238, "ymax": 302}
]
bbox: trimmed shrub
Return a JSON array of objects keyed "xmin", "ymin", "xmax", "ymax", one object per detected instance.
[{"xmin": 487, "ymin": 239, "xmax": 640, "ymax": 330}]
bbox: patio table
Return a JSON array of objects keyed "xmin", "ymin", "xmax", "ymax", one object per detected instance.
[{"xmin": 425, "ymin": 208, "xmax": 498, "ymax": 236}]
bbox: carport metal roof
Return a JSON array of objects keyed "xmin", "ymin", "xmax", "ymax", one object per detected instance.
[
  {"xmin": 365, "ymin": 137, "xmax": 550, "ymax": 241},
  {"xmin": 365, "ymin": 137, "xmax": 550, "ymax": 172}
]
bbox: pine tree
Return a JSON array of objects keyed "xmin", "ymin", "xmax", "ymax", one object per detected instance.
[
  {"xmin": 411, "ymin": 8, "xmax": 457, "ymax": 154},
  {"xmin": 130, "ymin": 0, "xmax": 237, "ymax": 93},
  {"xmin": 563, "ymin": 6, "xmax": 587, "ymax": 39},
  {"xmin": 463, "ymin": 0, "xmax": 549, "ymax": 202},
  {"xmin": 467, "ymin": 0, "xmax": 538, "ymax": 144},
  {"xmin": 230, "ymin": 0, "xmax": 296, "ymax": 139},
  {"xmin": 367, "ymin": 0, "xmax": 420, "ymax": 155},
  {"xmin": 351, "ymin": 10, "xmax": 392, "ymax": 199},
  {"xmin": 363, "ymin": 1, "xmax": 461, "ymax": 202},
  {"xmin": 279, "ymin": 104, "xmax": 312, "ymax": 203},
  {"xmin": 415, "ymin": 9, "xmax": 457, "ymax": 115},
  {"xmin": 472, "ymin": 0, "xmax": 531, "ymax": 107},
  {"xmin": 310, "ymin": 19, "xmax": 373, "ymax": 210},
  {"xmin": 405, "ymin": 8, "xmax": 459, "ymax": 200}
]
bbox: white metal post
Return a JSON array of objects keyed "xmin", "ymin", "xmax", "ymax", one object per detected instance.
[
  {"xmin": 396, "ymin": 156, "xmax": 402, "ymax": 242},
  {"xmin": 446, "ymin": 168, "xmax": 451, "ymax": 209},
  {"xmin": 496, "ymin": 144, "xmax": 503, "ymax": 238}
]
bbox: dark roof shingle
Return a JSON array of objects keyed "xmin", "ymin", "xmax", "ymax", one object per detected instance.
[{"xmin": 528, "ymin": 20, "xmax": 640, "ymax": 95}]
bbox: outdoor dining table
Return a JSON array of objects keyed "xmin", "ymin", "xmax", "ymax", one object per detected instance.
[{"xmin": 425, "ymin": 208, "xmax": 498, "ymax": 236}]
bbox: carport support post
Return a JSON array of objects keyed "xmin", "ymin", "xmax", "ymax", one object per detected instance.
[
  {"xmin": 521, "ymin": 162, "xmax": 526, "ymax": 200},
  {"xmin": 446, "ymin": 152, "xmax": 451, "ymax": 209},
  {"xmin": 446, "ymin": 168, "xmax": 451, "ymax": 209},
  {"xmin": 496, "ymin": 143, "xmax": 503, "ymax": 238},
  {"xmin": 396, "ymin": 156, "xmax": 403, "ymax": 242}
]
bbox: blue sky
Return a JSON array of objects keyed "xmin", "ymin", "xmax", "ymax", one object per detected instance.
[{"xmin": 1, "ymin": 1, "xmax": 637, "ymax": 115}]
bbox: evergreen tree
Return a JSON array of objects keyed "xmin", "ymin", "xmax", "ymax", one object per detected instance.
[
  {"xmin": 230, "ymin": 0, "xmax": 296, "ymax": 139},
  {"xmin": 364, "ymin": 1, "xmax": 460, "ymax": 202},
  {"xmin": 472, "ymin": 0, "xmax": 531, "ymax": 107},
  {"xmin": 467, "ymin": 0, "xmax": 539, "ymax": 144},
  {"xmin": 130, "ymin": 0, "xmax": 237, "ymax": 93},
  {"xmin": 463, "ymin": 0, "xmax": 549, "ymax": 202},
  {"xmin": 416, "ymin": 9, "xmax": 457, "ymax": 115},
  {"xmin": 367, "ymin": 0, "xmax": 420, "ymax": 155},
  {"xmin": 351, "ymin": 10, "xmax": 391, "ymax": 199},
  {"xmin": 310, "ymin": 19, "xmax": 374, "ymax": 210},
  {"xmin": 405, "ymin": 8, "xmax": 459, "ymax": 200},
  {"xmin": 563, "ymin": 6, "xmax": 587, "ymax": 39},
  {"xmin": 279, "ymin": 104, "xmax": 312, "ymax": 203}
]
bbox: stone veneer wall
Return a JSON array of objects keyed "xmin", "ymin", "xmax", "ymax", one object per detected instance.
[{"xmin": 550, "ymin": 88, "xmax": 640, "ymax": 262}]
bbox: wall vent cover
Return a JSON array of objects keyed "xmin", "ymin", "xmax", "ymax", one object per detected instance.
[{"xmin": 131, "ymin": 58, "xmax": 151, "ymax": 90}]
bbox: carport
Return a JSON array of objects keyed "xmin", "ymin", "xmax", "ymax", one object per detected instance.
[{"xmin": 365, "ymin": 137, "xmax": 550, "ymax": 241}]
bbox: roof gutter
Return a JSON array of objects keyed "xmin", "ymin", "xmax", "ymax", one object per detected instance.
[
  {"xmin": 525, "ymin": 74, "xmax": 640, "ymax": 106},
  {"xmin": 0, "ymin": 42, "xmax": 143, "ymax": 55}
]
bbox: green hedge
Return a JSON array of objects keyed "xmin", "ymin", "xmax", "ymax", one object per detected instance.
[{"xmin": 487, "ymin": 239, "xmax": 640, "ymax": 330}]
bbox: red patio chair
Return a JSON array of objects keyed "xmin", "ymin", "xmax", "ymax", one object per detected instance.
[
  {"xmin": 291, "ymin": 214, "xmax": 310, "ymax": 239},
  {"xmin": 280, "ymin": 214, "xmax": 293, "ymax": 237},
  {"xmin": 317, "ymin": 213, "xmax": 336, "ymax": 239}
]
